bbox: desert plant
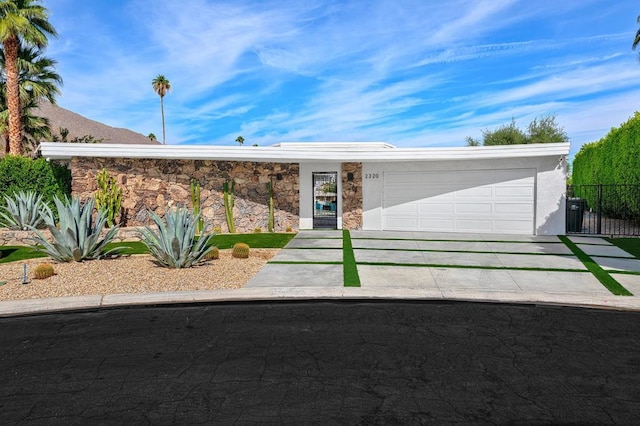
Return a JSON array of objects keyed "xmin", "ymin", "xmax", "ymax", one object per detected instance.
[
  {"xmin": 138, "ymin": 207, "xmax": 215, "ymax": 268},
  {"xmin": 223, "ymin": 179, "xmax": 236, "ymax": 233},
  {"xmin": 0, "ymin": 190, "xmax": 52, "ymax": 230},
  {"xmin": 28, "ymin": 196, "xmax": 123, "ymax": 262},
  {"xmin": 254, "ymin": 227, "xmax": 262, "ymax": 233},
  {"xmin": 204, "ymin": 246, "xmax": 219, "ymax": 260},
  {"xmin": 267, "ymin": 180, "xmax": 274, "ymax": 233},
  {"xmin": 285, "ymin": 226, "xmax": 293, "ymax": 233},
  {"xmin": 232, "ymin": 242, "xmax": 250, "ymax": 258},
  {"xmin": 94, "ymin": 169, "xmax": 122, "ymax": 227},
  {"xmin": 213, "ymin": 225, "xmax": 222, "ymax": 233},
  {"xmin": 190, "ymin": 179, "xmax": 204, "ymax": 235},
  {"xmin": 33, "ymin": 263, "xmax": 55, "ymax": 279}
]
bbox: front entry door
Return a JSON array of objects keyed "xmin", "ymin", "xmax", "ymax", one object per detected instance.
[{"xmin": 313, "ymin": 172, "xmax": 338, "ymax": 229}]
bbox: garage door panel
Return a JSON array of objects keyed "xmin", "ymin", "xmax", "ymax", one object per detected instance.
[
  {"xmin": 455, "ymin": 187, "xmax": 492, "ymax": 198},
  {"xmin": 382, "ymin": 169, "xmax": 535, "ymax": 234},
  {"xmin": 495, "ymin": 186, "xmax": 533, "ymax": 198},
  {"xmin": 494, "ymin": 169, "xmax": 532, "ymax": 180},
  {"xmin": 385, "ymin": 203, "xmax": 418, "ymax": 213},
  {"xmin": 455, "ymin": 203, "xmax": 492, "ymax": 214},
  {"xmin": 455, "ymin": 219, "xmax": 493, "ymax": 232},
  {"xmin": 419, "ymin": 203, "xmax": 453, "ymax": 214},
  {"xmin": 495, "ymin": 203, "xmax": 532, "ymax": 214}
]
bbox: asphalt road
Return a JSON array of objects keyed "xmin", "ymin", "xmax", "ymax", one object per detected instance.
[{"xmin": 1, "ymin": 301, "xmax": 639, "ymax": 425}]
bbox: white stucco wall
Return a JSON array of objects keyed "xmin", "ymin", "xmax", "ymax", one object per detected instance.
[
  {"xmin": 299, "ymin": 162, "xmax": 343, "ymax": 229},
  {"xmin": 362, "ymin": 156, "xmax": 566, "ymax": 235}
]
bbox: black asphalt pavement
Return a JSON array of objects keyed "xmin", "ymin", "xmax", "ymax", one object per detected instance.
[{"xmin": 1, "ymin": 301, "xmax": 640, "ymax": 425}]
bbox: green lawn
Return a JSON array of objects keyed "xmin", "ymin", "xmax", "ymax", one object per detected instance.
[
  {"xmin": 607, "ymin": 237, "xmax": 640, "ymax": 258},
  {"xmin": 0, "ymin": 233, "xmax": 296, "ymax": 264}
]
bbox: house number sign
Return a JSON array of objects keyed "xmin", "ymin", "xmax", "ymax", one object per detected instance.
[{"xmin": 364, "ymin": 173, "xmax": 380, "ymax": 179}]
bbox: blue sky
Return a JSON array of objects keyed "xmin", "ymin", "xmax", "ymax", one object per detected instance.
[{"xmin": 45, "ymin": 1, "xmax": 640, "ymax": 156}]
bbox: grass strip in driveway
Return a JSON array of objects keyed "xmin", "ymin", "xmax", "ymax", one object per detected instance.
[
  {"xmin": 559, "ymin": 236, "xmax": 633, "ymax": 296},
  {"xmin": 268, "ymin": 261, "xmax": 342, "ymax": 265},
  {"xmin": 354, "ymin": 247, "xmax": 574, "ymax": 256},
  {"xmin": 343, "ymin": 230, "xmax": 360, "ymax": 287},
  {"xmin": 356, "ymin": 261, "xmax": 588, "ymax": 273}
]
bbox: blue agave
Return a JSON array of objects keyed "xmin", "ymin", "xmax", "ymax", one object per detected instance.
[
  {"xmin": 0, "ymin": 191, "xmax": 52, "ymax": 230},
  {"xmin": 138, "ymin": 207, "xmax": 215, "ymax": 268},
  {"xmin": 29, "ymin": 196, "xmax": 123, "ymax": 262}
]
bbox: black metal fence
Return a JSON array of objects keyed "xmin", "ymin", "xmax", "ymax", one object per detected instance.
[{"xmin": 566, "ymin": 184, "xmax": 640, "ymax": 236}]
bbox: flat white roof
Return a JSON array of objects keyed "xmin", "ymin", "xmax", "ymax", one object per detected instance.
[{"xmin": 39, "ymin": 141, "xmax": 570, "ymax": 163}]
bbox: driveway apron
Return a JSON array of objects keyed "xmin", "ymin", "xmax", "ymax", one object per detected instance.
[{"xmin": 247, "ymin": 230, "xmax": 639, "ymax": 300}]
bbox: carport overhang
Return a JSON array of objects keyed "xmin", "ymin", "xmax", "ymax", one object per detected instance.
[{"xmin": 39, "ymin": 142, "xmax": 570, "ymax": 163}]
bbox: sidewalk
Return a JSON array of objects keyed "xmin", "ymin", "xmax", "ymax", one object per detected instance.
[{"xmin": 2, "ymin": 231, "xmax": 640, "ymax": 317}]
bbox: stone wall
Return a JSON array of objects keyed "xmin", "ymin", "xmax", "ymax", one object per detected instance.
[
  {"xmin": 71, "ymin": 157, "xmax": 300, "ymax": 233},
  {"xmin": 341, "ymin": 162, "xmax": 363, "ymax": 230}
]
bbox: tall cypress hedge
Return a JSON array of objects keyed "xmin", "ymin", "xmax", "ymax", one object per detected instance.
[
  {"xmin": 572, "ymin": 112, "xmax": 640, "ymax": 217},
  {"xmin": 0, "ymin": 155, "xmax": 71, "ymax": 207}
]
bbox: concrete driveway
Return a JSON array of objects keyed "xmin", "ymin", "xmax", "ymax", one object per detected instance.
[{"xmin": 246, "ymin": 230, "xmax": 640, "ymax": 305}]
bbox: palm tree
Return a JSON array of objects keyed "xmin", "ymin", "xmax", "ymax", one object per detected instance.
[
  {"xmin": 634, "ymin": 15, "xmax": 640, "ymax": 59},
  {"xmin": 235, "ymin": 135, "xmax": 244, "ymax": 146},
  {"xmin": 0, "ymin": 0, "xmax": 57, "ymax": 155},
  {"xmin": 0, "ymin": 46, "xmax": 61, "ymax": 154},
  {"xmin": 151, "ymin": 75, "xmax": 170, "ymax": 144}
]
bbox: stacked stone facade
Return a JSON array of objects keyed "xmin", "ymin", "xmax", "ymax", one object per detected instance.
[
  {"xmin": 71, "ymin": 157, "xmax": 300, "ymax": 233},
  {"xmin": 341, "ymin": 162, "xmax": 363, "ymax": 230}
]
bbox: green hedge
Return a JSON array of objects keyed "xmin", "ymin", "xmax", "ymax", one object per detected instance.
[
  {"xmin": 0, "ymin": 156, "xmax": 71, "ymax": 207},
  {"xmin": 572, "ymin": 112, "xmax": 640, "ymax": 218}
]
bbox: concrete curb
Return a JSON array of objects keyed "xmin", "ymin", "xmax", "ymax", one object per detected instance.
[{"xmin": 2, "ymin": 287, "xmax": 640, "ymax": 318}]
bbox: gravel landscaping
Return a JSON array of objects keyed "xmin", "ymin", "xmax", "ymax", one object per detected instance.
[{"xmin": 0, "ymin": 249, "xmax": 278, "ymax": 301}]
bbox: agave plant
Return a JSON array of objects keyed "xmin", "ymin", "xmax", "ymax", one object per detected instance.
[
  {"xmin": 28, "ymin": 196, "xmax": 123, "ymax": 262},
  {"xmin": 0, "ymin": 191, "xmax": 52, "ymax": 230},
  {"xmin": 138, "ymin": 207, "xmax": 215, "ymax": 268}
]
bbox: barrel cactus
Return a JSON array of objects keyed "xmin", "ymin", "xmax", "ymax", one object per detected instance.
[
  {"xmin": 232, "ymin": 242, "xmax": 250, "ymax": 259},
  {"xmin": 34, "ymin": 263, "xmax": 55, "ymax": 279}
]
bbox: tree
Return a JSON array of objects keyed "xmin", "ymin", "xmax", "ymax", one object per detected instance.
[
  {"xmin": 527, "ymin": 115, "xmax": 568, "ymax": 143},
  {"xmin": 148, "ymin": 132, "xmax": 157, "ymax": 141},
  {"xmin": 633, "ymin": 15, "xmax": 640, "ymax": 60},
  {"xmin": 151, "ymin": 75, "xmax": 170, "ymax": 144},
  {"xmin": 465, "ymin": 115, "xmax": 568, "ymax": 146},
  {"xmin": 235, "ymin": 135, "xmax": 244, "ymax": 146},
  {"xmin": 0, "ymin": 0, "xmax": 57, "ymax": 155},
  {"xmin": 482, "ymin": 119, "xmax": 528, "ymax": 146},
  {"xmin": 0, "ymin": 46, "xmax": 61, "ymax": 154}
]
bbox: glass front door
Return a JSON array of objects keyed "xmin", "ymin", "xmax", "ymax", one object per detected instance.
[{"xmin": 313, "ymin": 172, "xmax": 338, "ymax": 229}]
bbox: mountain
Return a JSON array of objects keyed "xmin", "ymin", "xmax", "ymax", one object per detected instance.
[{"xmin": 34, "ymin": 101, "xmax": 159, "ymax": 145}]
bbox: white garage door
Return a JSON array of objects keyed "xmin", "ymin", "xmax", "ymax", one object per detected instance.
[{"xmin": 382, "ymin": 169, "xmax": 535, "ymax": 234}]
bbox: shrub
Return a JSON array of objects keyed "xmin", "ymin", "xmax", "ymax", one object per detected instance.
[
  {"xmin": 572, "ymin": 112, "xmax": 640, "ymax": 218},
  {"xmin": 232, "ymin": 242, "xmax": 250, "ymax": 258},
  {"xmin": 204, "ymin": 246, "xmax": 219, "ymax": 260},
  {"xmin": 0, "ymin": 156, "xmax": 70, "ymax": 208},
  {"xmin": 28, "ymin": 196, "xmax": 123, "ymax": 262},
  {"xmin": 138, "ymin": 207, "xmax": 215, "ymax": 268},
  {"xmin": 34, "ymin": 263, "xmax": 55, "ymax": 279},
  {"xmin": 0, "ymin": 191, "xmax": 52, "ymax": 230}
]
